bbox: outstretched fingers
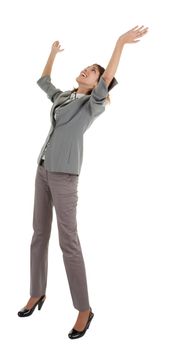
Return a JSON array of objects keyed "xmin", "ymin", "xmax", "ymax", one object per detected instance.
[{"xmin": 135, "ymin": 26, "xmax": 149, "ymax": 36}]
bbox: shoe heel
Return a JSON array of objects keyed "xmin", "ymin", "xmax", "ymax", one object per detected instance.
[
  {"xmin": 87, "ymin": 312, "xmax": 94, "ymax": 329},
  {"xmin": 38, "ymin": 297, "xmax": 45, "ymax": 310}
]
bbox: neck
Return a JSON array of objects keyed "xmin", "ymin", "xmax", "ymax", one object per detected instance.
[{"xmin": 76, "ymin": 85, "xmax": 92, "ymax": 95}]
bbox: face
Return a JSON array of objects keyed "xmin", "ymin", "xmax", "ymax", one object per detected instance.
[{"xmin": 76, "ymin": 64, "xmax": 100, "ymax": 89}]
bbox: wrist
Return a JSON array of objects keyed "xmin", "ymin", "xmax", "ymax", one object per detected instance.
[
  {"xmin": 50, "ymin": 50, "xmax": 57, "ymax": 57},
  {"xmin": 116, "ymin": 37, "xmax": 125, "ymax": 47}
]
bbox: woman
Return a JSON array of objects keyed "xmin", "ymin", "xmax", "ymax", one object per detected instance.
[{"xmin": 17, "ymin": 25, "xmax": 148, "ymax": 339}]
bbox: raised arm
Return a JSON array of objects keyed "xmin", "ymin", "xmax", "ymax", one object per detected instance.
[
  {"xmin": 37, "ymin": 41, "xmax": 65, "ymax": 102},
  {"xmin": 41, "ymin": 41, "xmax": 64, "ymax": 77},
  {"xmin": 102, "ymin": 25, "xmax": 149, "ymax": 87}
]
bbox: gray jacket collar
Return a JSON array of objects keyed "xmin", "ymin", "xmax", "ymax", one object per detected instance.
[{"xmin": 50, "ymin": 90, "xmax": 90, "ymax": 125}]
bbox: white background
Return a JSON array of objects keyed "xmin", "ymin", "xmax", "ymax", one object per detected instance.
[{"xmin": 0, "ymin": 0, "xmax": 168, "ymax": 349}]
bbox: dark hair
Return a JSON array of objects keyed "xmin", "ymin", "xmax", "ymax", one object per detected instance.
[{"xmin": 72, "ymin": 63, "xmax": 111, "ymax": 105}]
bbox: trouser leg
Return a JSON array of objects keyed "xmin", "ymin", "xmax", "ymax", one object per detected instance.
[
  {"xmin": 48, "ymin": 172, "xmax": 90, "ymax": 311},
  {"xmin": 30, "ymin": 164, "xmax": 53, "ymax": 296}
]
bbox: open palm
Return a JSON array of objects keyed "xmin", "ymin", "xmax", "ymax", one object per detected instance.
[
  {"xmin": 119, "ymin": 25, "xmax": 149, "ymax": 44},
  {"xmin": 51, "ymin": 40, "xmax": 64, "ymax": 54}
]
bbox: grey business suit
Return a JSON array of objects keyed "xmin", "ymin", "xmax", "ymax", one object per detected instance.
[
  {"xmin": 30, "ymin": 74, "xmax": 118, "ymax": 311},
  {"xmin": 36, "ymin": 74, "xmax": 118, "ymax": 174}
]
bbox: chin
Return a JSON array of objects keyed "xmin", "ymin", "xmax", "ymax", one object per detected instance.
[{"xmin": 76, "ymin": 76, "xmax": 81, "ymax": 82}]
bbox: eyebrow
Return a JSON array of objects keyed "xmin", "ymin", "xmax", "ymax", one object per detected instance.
[
  {"xmin": 85, "ymin": 65, "xmax": 99, "ymax": 74},
  {"xmin": 90, "ymin": 65, "xmax": 99, "ymax": 72}
]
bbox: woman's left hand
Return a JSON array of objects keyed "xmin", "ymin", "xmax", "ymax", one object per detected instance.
[{"xmin": 118, "ymin": 25, "xmax": 149, "ymax": 45}]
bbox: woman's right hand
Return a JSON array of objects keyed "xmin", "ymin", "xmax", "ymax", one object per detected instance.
[{"xmin": 51, "ymin": 41, "xmax": 64, "ymax": 54}]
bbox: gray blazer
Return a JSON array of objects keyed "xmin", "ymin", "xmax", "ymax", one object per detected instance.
[{"xmin": 36, "ymin": 74, "xmax": 118, "ymax": 175}]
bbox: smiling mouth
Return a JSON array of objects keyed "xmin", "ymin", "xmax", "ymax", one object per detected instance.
[{"xmin": 81, "ymin": 72, "xmax": 87, "ymax": 78}]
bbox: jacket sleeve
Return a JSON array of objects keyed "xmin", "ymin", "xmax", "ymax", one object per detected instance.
[
  {"xmin": 87, "ymin": 75, "xmax": 118, "ymax": 114},
  {"xmin": 36, "ymin": 75, "xmax": 63, "ymax": 103},
  {"xmin": 84, "ymin": 75, "xmax": 118, "ymax": 131},
  {"xmin": 90, "ymin": 75, "xmax": 118, "ymax": 104}
]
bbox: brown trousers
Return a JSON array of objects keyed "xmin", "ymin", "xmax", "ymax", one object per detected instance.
[{"xmin": 30, "ymin": 161, "xmax": 90, "ymax": 311}]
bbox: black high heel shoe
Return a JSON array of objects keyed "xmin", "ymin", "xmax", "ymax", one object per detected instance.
[
  {"xmin": 68, "ymin": 306, "xmax": 94, "ymax": 339},
  {"xmin": 17, "ymin": 295, "xmax": 46, "ymax": 317}
]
